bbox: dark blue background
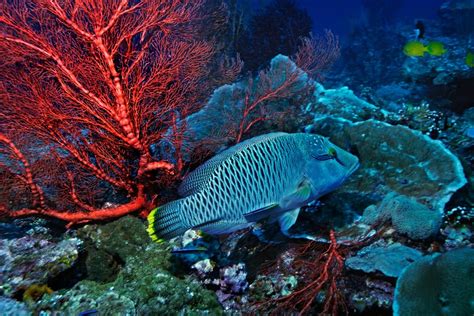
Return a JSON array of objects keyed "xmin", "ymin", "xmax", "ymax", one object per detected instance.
[{"xmin": 253, "ymin": 0, "xmax": 446, "ymax": 40}]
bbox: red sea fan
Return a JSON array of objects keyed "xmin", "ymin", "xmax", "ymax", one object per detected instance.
[{"xmin": 0, "ymin": 0, "xmax": 235, "ymax": 226}]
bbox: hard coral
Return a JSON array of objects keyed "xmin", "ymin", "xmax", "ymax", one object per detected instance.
[
  {"xmin": 362, "ymin": 193, "xmax": 442, "ymax": 240},
  {"xmin": 394, "ymin": 248, "xmax": 474, "ymax": 316},
  {"xmin": 345, "ymin": 241, "xmax": 422, "ymax": 278}
]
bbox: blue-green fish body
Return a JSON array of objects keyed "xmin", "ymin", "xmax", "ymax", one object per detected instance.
[{"xmin": 147, "ymin": 132, "xmax": 359, "ymax": 241}]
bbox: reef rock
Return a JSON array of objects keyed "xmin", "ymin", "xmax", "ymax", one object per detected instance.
[
  {"xmin": 249, "ymin": 274, "xmax": 298, "ymax": 301},
  {"xmin": 349, "ymin": 278, "xmax": 393, "ymax": 313},
  {"xmin": 309, "ymin": 118, "xmax": 467, "ymax": 213},
  {"xmin": 345, "ymin": 241, "xmax": 423, "ymax": 278},
  {"xmin": 0, "ymin": 296, "xmax": 31, "ymax": 316},
  {"xmin": 0, "ymin": 236, "xmax": 81, "ymax": 297},
  {"xmin": 362, "ymin": 193, "xmax": 443, "ymax": 240},
  {"xmin": 35, "ymin": 218, "xmax": 222, "ymax": 315},
  {"xmin": 439, "ymin": 0, "xmax": 474, "ymax": 36},
  {"xmin": 394, "ymin": 248, "xmax": 474, "ymax": 316},
  {"xmin": 77, "ymin": 216, "xmax": 151, "ymax": 282},
  {"xmin": 216, "ymin": 263, "xmax": 249, "ymax": 311}
]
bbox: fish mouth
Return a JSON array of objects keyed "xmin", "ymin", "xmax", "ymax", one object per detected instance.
[
  {"xmin": 344, "ymin": 161, "xmax": 360, "ymax": 180},
  {"xmin": 349, "ymin": 161, "xmax": 360, "ymax": 175}
]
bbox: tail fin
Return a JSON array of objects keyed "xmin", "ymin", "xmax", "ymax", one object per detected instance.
[{"xmin": 147, "ymin": 201, "xmax": 186, "ymax": 242}]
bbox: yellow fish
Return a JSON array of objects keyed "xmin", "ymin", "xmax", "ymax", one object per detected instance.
[
  {"xmin": 426, "ymin": 41, "xmax": 446, "ymax": 56},
  {"xmin": 403, "ymin": 41, "xmax": 426, "ymax": 57},
  {"xmin": 466, "ymin": 51, "xmax": 474, "ymax": 67}
]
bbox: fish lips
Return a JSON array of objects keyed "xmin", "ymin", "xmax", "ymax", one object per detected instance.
[{"xmin": 343, "ymin": 161, "xmax": 360, "ymax": 182}]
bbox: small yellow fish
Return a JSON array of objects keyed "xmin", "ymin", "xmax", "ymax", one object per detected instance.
[
  {"xmin": 426, "ymin": 41, "xmax": 446, "ymax": 56},
  {"xmin": 466, "ymin": 51, "xmax": 474, "ymax": 67},
  {"xmin": 403, "ymin": 41, "xmax": 426, "ymax": 57}
]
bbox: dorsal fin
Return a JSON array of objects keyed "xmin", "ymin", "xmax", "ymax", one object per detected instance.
[{"xmin": 178, "ymin": 132, "xmax": 289, "ymax": 196}]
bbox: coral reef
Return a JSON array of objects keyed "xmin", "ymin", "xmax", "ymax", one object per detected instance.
[
  {"xmin": 0, "ymin": 1, "xmax": 472, "ymax": 315},
  {"xmin": 249, "ymin": 274, "xmax": 298, "ymax": 301},
  {"xmin": 0, "ymin": 235, "xmax": 81, "ymax": 297},
  {"xmin": 394, "ymin": 248, "xmax": 474, "ymax": 316},
  {"xmin": 0, "ymin": 296, "xmax": 30, "ymax": 316},
  {"xmin": 441, "ymin": 226, "xmax": 473, "ymax": 250},
  {"xmin": 309, "ymin": 118, "xmax": 467, "ymax": 213},
  {"xmin": 345, "ymin": 241, "xmax": 422, "ymax": 277},
  {"xmin": 77, "ymin": 216, "xmax": 151, "ymax": 282},
  {"xmin": 34, "ymin": 217, "xmax": 222, "ymax": 315},
  {"xmin": 362, "ymin": 193, "xmax": 443, "ymax": 240},
  {"xmin": 309, "ymin": 84, "xmax": 382, "ymax": 122},
  {"xmin": 349, "ymin": 278, "xmax": 393, "ymax": 313},
  {"xmin": 216, "ymin": 263, "xmax": 249, "ymax": 310}
]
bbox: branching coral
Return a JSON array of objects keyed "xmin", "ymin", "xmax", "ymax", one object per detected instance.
[
  {"xmin": 254, "ymin": 227, "xmax": 382, "ymax": 315},
  {"xmin": 257, "ymin": 231, "xmax": 353, "ymax": 315},
  {"xmin": 0, "ymin": 0, "xmax": 239, "ymax": 225},
  {"xmin": 276, "ymin": 231, "xmax": 348, "ymax": 315},
  {"xmin": 233, "ymin": 34, "xmax": 340, "ymax": 144}
]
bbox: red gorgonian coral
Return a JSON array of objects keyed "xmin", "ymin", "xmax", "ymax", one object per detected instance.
[{"xmin": 0, "ymin": 0, "xmax": 239, "ymax": 225}]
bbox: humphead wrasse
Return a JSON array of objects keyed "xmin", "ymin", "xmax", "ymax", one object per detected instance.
[{"xmin": 147, "ymin": 132, "xmax": 359, "ymax": 242}]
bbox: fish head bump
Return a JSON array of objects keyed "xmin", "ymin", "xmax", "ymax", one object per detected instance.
[{"xmin": 303, "ymin": 134, "xmax": 360, "ymax": 195}]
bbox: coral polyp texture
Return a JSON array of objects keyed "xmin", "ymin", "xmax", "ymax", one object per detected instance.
[{"xmin": 0, "ymin": 0, "xmax": 473, "ymax": 315}]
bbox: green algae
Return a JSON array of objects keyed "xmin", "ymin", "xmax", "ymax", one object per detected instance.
[{"xmin": 36, "ymin": 217, "xmax": 222, "ymax": 315}]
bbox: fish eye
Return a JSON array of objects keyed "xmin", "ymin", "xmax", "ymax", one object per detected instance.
[{"xmin": 328, "ymin": 147, "xmax": 337, "ymax": 157}]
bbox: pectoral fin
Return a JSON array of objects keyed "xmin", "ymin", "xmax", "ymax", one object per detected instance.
[
  {"xmin": 280, "ymin": 180, "xmax": 312, "ymax": 209},
  {"xmin": 244, "ymin": 181, "xmax": 313, "ymax": 223},
  {"xmin": 278, "ymin": 208, "xmax": 301, "ymax": 235},
  {"xmin": 278, "ymin": 208, "xmax": 319, "ymax": 241}
]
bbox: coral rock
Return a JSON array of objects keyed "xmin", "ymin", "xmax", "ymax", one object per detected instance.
[
  {"xmin": 362, "ymin": 193, "xmax": 443, "ymax": 240},
  {"xmin": 0, "ymin": 236, "xmax": 81, "ymax": 297},
  {"xmin": 346, "ymin": 241, "xmax": 423, "ymax": 277},
  {"xmin": 394, "ymin": 248, "xmax": 474, "ymax": 316},
  {"xmin": 309, "ymin": 118, "xmax": 467, "ymax": 214},
  {"xmin": 0, "ymin": 296, "xmax": 31, "ymax": 316}
]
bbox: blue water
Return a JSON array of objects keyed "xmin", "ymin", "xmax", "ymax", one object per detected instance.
[{"xmin": 0, "ymin": 0, "xmax": 472, "ymax": 315}]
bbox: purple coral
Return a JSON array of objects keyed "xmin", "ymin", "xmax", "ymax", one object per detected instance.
[
  {"xmin": 219, "ymin": 263, "xmax": 248, "ymax": 294},
  {"xmin": 216, "ymin": 263, "xmax": 249, "ymax": 310}
]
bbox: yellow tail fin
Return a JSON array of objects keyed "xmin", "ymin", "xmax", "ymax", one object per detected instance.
[{"xmin": 146, "ymin": 207, "xmax": 164, "ymax": 243}]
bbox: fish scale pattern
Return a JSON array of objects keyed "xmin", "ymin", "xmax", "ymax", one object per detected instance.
[
  {"xmin": 151, "ymin": 133, "xmax": 331, "ymax": 239},
  {"xmin": 179, "ymin": 134, "xmax": 306, "ymax": 229}
]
